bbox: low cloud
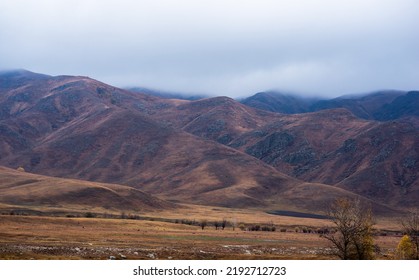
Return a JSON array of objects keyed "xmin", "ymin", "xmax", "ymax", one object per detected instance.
[{"xmin": 1, "ymin": 0, "xmax": 418, "ymax": 97}]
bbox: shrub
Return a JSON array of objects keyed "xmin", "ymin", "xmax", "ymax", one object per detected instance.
[
  {"xmin": 85, "ymin": 212, "xmax": 96, "ymax": 218},
  {"xmin": 396, "ymin": 235, "xmax": 414, "ymax": 259},
  {"xmin": 200, "ymin": 220, "xmax": 207, "ymax": 230},
  {"xmin": 261, "ymin": 225, "xmax": 276, "ymax": 232},
  {"xmin": 221, "ymin": 219, "xmax": 227, "ymax": 230}
]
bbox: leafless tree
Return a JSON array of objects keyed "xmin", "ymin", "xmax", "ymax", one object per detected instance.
[
  {"xmin": 321, "ymin": 198, "xmax": 375, "ymax": 260},
  {"xmin": 402, "ymin": 209, "xmax": 419, "ymax": 260},
  {"xmin": 221, "ymin": 219, "xmax": 227, "ymax": 230},
  {"xmin": 200, "ymin": 219, "xmax": 207, "ymax": 230},
  {"xmin": 231, "ymin": 218, "xmax": 237, "ymax": 231}
]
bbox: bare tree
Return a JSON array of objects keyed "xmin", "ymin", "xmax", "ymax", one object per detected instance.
[
  {"xmin": 402, "ymin": 209, "xmax": 419, "ymax": 260},
  {"xmin": 221, "ymin": 219, "xmax": 227, "ymax": 230},
  {"xmin": 321, "ymin": 198, "xmax": 375, "ymax": 260},
  {"xmin": 200, "ymin": 219, "xmax": 207, "ymax": 230},
  {"xmin": 231, "ymin": 218, "xmax": 237, "ymax": 231}
]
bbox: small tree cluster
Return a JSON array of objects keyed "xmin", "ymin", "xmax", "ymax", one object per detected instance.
[
  {"xmin": 213, "ymin": 219, "xmax": 228, "ymax": 230},
  {"xmin": 261, "ymin": 225, "xmax": 276, "ymax": 232},
  {"xmin": 180, "ymin": 219, "xmax": 198, "ymax": 226},
  {"xmin": 84, "ymin": 212, "xmax": 96, "ymax": 218},
  {"xmin": 248, "ymin": 224, "xmax": 261, "ymax": 231},
  {"xmin": 321, "ymin": 198, "xmax": 376, "ymax": 260},
  {"xmin": 119, "ymin": 212, "xmax": 141, "ymax": 220},
  {"xmin": 242, "ymin": 224, "xmax": 276, "ymax": 232},
  {"xmin": 301, "ymin": 227, "xmax": 313, "ymax": 233},
  {"xmin": 401, "ymin": 210, "xmax": 419, "ymax": 260}
]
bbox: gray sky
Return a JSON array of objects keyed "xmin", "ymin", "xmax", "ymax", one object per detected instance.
[{"xmin": 1, "ymin": 0, "xmax": 418, "ymax": 98}]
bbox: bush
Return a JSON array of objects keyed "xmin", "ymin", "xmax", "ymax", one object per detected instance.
[
  {"xmin": 249, "ymin": 225, "xmax": 261, "ymax": 231},
  {"xmin": 261, "ymin": 225, "xmax": 276, "ymax": 232},
  {"xmin": 181, "ymin": 219, "xmax": 197, "ymax": 226},
  {"xmin": 85, "ymin": 212, "xmax": 96, "ymax": 218},
  {"xmin": 396, "ymin": 235, "xmax": 414, "ymax": 259},
  {"xmin": 200, "ymin": 220, "xmax": 207, "ymax": 230}
]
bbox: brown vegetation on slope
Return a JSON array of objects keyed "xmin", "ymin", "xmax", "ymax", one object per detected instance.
[
  {"xmin": 0, "ymin": 70, "xmax": 416, "ymax": 215},
  {"xmin": 0, "ymin": 166, "xmax": 172, "ymax": 212}
]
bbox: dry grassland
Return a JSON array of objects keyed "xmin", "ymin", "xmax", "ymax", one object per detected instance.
[{"xmin": 0, "ymin": 205, "xmax": 402, "ymax": 260}]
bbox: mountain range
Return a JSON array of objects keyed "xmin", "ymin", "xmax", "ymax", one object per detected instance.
[
  {"xmin": 1, "ymin": 70, "xmax": 418, "ymax": 216},
  {"xmin": 241, "ymin": 90, "xmax": 419, "ymax": 121}
]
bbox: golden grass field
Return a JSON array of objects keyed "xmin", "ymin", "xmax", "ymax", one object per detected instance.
[{"xmin": 0, "ymin": 203, "xmax": 403, "ymax": 260}]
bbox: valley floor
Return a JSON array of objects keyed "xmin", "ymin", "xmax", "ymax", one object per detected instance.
[{"xmin": 0, "ymin": 214, "xmax": 400, "ymax": 260}]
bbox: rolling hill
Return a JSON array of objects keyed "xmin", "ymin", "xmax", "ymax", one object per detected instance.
[{"xmin": 0, "ymin": 165, "xmax": 173, "ymax": 213}]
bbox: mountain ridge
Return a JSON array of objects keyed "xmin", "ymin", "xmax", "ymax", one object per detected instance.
[{"xmin": 241, "ymin": 90, "xmax": 417, "ymax": 121}]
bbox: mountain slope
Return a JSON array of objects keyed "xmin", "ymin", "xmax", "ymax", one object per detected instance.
[
  {"xmin": 241, "ymin": 90, "xmax": 409, "ymax": 120},
  {"xmin": 128, "ymin": 87, "xmax": 207, "ymax": 100},
  {"xmin": 241, "ymin": 91, "xmax": 317, "ymax": 114},
  {"xmin": 229, "ymin": 109, "xmax": 373, "ymax": 173},
  {"xmin": 373, "ymin": 91, "xmax": 419, "ymax": 120},
  {"xmin": 151, "ymin": 96, "xmax": 282, "ymax": 145},
  {"xmin": 229, "ymin": 110, "xmax": 419, "ymax": 208},
  {"xmin": 0, "ymin": 166, "xmax": 172, "ymax": 212}
]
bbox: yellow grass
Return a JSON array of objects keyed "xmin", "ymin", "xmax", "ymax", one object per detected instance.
[{"xmin": 0, "ymin": 207, "xmax": 402, "ymax": 260}]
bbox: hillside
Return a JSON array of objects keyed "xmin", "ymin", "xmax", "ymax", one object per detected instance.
[
  {"xmin": 151, "ymin": 96, "xmax": 283, "ymax": 145},
  {"xmin": 241, "ymin": 90, "xmax": 410, "ymax": 120},
  {"xmin": 241, "ymin": 91, "xmax": 317, "ymax": 114},
  {"xmin": 373, "ymin": 91, "xmax": 419, "ymax": 121},
  {"xmin": 228, "ymin": 110, "xmax": 419, "ymax": 208},
  {"xmin": 129, "ymin": 87, "xmax": 418, "ymax": 211},
  {"xmin": 128, "ymin": 87, "xmax": 207, "ymax": 100},
  {"xmin": 0, "ymin": 166, "xmax": 172, "ymax": 213}
]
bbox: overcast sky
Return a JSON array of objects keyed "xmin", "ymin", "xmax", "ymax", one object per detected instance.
[{"xmin": 1, "ymin": 0, "xmax": 418, "ymax": 98}]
